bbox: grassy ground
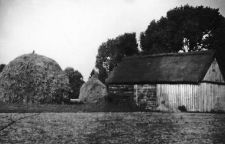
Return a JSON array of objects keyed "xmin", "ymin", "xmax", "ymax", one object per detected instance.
[
  {"xmin": 0, "ymin": 98, "xmax": 147, "ymax": 113},
  {"xmin": 1, "ymin": 112, "xmax": 225, "ymax": 143}
]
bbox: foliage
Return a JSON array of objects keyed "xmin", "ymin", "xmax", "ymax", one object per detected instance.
[
  {"xmin": 64, "ymin": 67, "xmax": 84, "ymax": 99},
  {"xmin": 95, "ymin": 32, "xmax": 139, "ymax": 83},
  {"xmin": 0, "ymin": 54, "xmax": 71, "ymax": 104},
  {"xmin": 0, "ymin": 64, "xmax": 6, "ymax": 73},
  {"xmin": 89, "ymin": 69, "xmax": 95, "ymax": 79},
  {"xmin": 140, "ymin": 5, "xmax": 225, "ymax": 54}
]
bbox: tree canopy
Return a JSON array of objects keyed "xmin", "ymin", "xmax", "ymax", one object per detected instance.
[
  {"xmin": 140, "ymin": 5, "xmax": 225, "ymax": 76},
  {"xmin": 95, "ymin": 33, "xmax": 139, "ymax": 83},
  {"xmin": 140, "ymin": 5, "xmax": 225, "ymax": 54},
  {"xmin": 64, "ymin": 67, "xmax": 84, "ymax": 99}
]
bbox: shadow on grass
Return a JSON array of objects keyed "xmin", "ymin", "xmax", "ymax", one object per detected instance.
[{"xmin": 0, "ymin": 98, "xmax": 151, "ymax": 113}]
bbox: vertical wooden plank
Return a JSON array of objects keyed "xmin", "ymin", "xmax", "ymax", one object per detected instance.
[
  {"xmin": 156, "ymin": 84, "xmax": 159, "ymax": 105},
  {"xmin": 196, "ymin": 85, "xmax": 198, "ymax": 111},
  {"xmin": 181, "ymin": 84, "xmax": 183, "ymax": 107},
  {"xmin": 172, "ymin": 85, "xmax": 175, "ymax": 110},
  {"xmin": 180, "ymin": 85, "xmax": 182, "ymax": 109},
  {"xmin": 198, "ymin": 84, "xmax": 200, "ymax": 112},
  {"xmin": 193, "ymin": 85, "xmax": 196, "ymax": 111},
  {"xmin": 201, "ymin": 83, "xmax": 203, "ymax": 112},
  {"xmin": 180, "ymin": 85, "xmax": 183, "ymax": 109},
  {"xmin": 207, "ymin": 83, "xmax": 209, "ymax": 112},
  {"xmin": 210, "ymin": 84, "xmax": 213, "ymax": 111},
  {"xmin": 189, "ymin": 85, "xmax": 194, "ymax": 111},
  {"xmin": 202, "ymin": 83, "xmax": 204, "ymax": 112},
  {"xmin": 190, "ymin": 85, "xmax": 193, "ymax": 111},
  {"xmin": 208, "ymin": 83, "xmax": 210, "ymax": 112},
  {"xmin": 202, "ymin": 83, "xmax": 205, "ymax": 112},
  {"xmin": 176, "ymin": 85, "xmax": 178, "ymax": 110},
  {"xmin": 205, "ymin": 83, "xmax": 207, "ymax": 112},
  {"xmin": 203, "ymin": 83, "xmax": 205, "ymax": 112},
  {"xmin": 188, "ymin": 84, "xmax": 190, "ymax": 111},
  {"xmin": 193, "ymin": 85, "xmax": 195, "ymax": 111},
  {"xmin": 184, "ymin": 84, "xmax": 187, "ymax": 111},
  {"xmin": 195, "ymin": 85, "xmax": 198, "ymax": 111},
  {"xmin": 167, "ymin": 85, "xmax": 171, "ymax": 109},
  {"xmin": 207, "ymin": 83, "xmax": 210, "ymax": 112},
  {"xmin": 185, "ymin": 84, "xmax": 187, "ymax": 111},
  {"xmin": 212, "ymin": 84, "xmax": 215, "ymax": 111},
  {"xmin": 170, "ymin": 85, "xmax": 173, "ymax": 110},
  {"xmin": 190, "ymin": 84, "xmax": 193, "ymax": 111},
  {"xmin": 179, "ymin": 85, "xmax": 181, "ymax": 106},
  {"xmin": 182, "ymin": 85, "xmax": 185, "ymax": 110},
  {"xmin": 200, "ymin": 83, "xmax": 203, "ymax": 112},
  {"xmin": 198, "ymin": 84, "xmax": 201, "ymax": 112},
  {"xmin": 169, "ymin": 85, "xmax": 172, "ymax": 109},
  {"xmin": 169, "ymin": 85, "xmax": 172, "ymax": 110},
  {"xmin": 192, "ymin": 85, "xmax": 194, "ymax": 111},
  {"xmin": 208, "ymin": 83, "xmax": 211, "ymax": 112},
  {"xmin": 177, "ymin": 85, "xmax": 179, "ymax": 108},
  {"xmin": 187, "ymin": 84, "xmax": 189, "ymax": 111},
  {"xmin": 173, "ymin": 85, "xmax": 175, "ymax": 110},
  {"xmin": 159, "ymin": 84, "xmax": 162, "ymax": 105},
  {"xmin": 168, "ymin": 85, "xmax": 171, "ymax": 109}
]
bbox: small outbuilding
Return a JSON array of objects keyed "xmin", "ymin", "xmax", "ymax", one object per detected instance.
[{"xmin": 106, "ymin": 50, "xmax": 225, "ymax": 112}]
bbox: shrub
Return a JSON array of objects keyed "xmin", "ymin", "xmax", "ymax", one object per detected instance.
[{"xmin": 64, "ymin": 67, "xmax": 84, "ymax": 99}]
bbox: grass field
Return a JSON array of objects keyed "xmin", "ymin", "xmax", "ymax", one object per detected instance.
[{"xmin": 1, "ymin": 112, "xmax": 225, "ymax": 143}]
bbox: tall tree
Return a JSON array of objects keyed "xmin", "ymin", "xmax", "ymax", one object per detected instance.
[
  {"xmin": 95, "ymin": 33, "xmax": 139, "ymax": 83},
  {"xmin": 64, "ymin": 67, "xmax": 84, "ymax": 99},
  {"xmin": 140, "ymin": 5, "xmax": 225, "ymax": 76},
  {"xmin": 140, "ymin": 5, "xmax": 225, "ymax": 54}
]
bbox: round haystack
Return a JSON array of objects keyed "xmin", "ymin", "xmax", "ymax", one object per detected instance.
[
  {"xmin": 79, "ymin": 75, "xmax": 108, "ymax": 103},
  {"xmin": 0, "ymin": 53, "xmax": 70, "ymax": 104}
]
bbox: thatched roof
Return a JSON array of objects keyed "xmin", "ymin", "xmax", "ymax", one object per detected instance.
[{"xmin": 106, "ymin": 50, "xmax": 216, "ymax": 84}]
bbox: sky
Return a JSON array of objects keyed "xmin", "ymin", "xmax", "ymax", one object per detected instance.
[{"xmin": 0, "ymin": 0, "xmax": 225, "ymax": 81}]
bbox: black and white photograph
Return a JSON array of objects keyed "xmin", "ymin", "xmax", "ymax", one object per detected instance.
[{"xmin": 0, "ymin": 0, "xmax": 225, "ymax": 143}]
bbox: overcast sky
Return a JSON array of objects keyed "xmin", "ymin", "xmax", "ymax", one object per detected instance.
[{"xmin": 0, "ymin": 0, "xmax": 225, "ymax": 81}]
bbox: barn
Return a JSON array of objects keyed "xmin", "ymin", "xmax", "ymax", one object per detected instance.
[{"xmin": 106, "ymin": 50, "xmax": 225, "ymax": 112}]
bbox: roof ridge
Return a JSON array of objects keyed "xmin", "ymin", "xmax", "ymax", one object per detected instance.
[{"xmin": 125, "ymin": 50, "xmax": 215, "ymax": 60}]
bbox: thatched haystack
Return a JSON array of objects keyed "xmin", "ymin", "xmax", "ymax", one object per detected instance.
[
  {"xmin": 0, "ymin": 53, "xmax": 71, "ymax": 104},
  {"xmin": 79, "ymin": 74, "xmax": 108, "ymax": 103}
]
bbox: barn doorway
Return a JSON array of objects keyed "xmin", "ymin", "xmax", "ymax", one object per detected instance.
[{"xmin": 135, "ymin": 84, "xmax": 157, "ymax": 110}]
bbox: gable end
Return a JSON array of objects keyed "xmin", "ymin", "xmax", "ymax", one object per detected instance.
[{"xmin": 202, "ymin": 59, "xmax": 225, "ymax": 83}]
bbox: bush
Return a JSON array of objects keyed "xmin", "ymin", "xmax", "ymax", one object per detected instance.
[{"xmin": 64, "ymin": 67, "xmax": 84, "ymax": 99}]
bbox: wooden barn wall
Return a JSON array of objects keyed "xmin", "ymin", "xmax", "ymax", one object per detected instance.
[
  {"xmin": 157, "ymin": 83, "xmax": 225, "ymax": 112},
  {"xmin": 134, "ymin": 84, "xmax": 157, "ymax": 110},
  {"xmin": 108, "ymin": 85, "xmax": 134, "ymax": 96}
]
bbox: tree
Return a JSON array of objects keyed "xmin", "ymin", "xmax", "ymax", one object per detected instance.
[
  {"xmin": 0, "ymin": 64, "xmax": 6, "ymax": 73},
  {"xmin": 64, "ymin": 67, "xmax": 84, "ymax": 99},
  {"xmin": 95, "ymin": 33, "xmax": 139, "ymax": 83},
  {"xmin": 140, "ymin": 5, "xmax": 225, "ymax": 76},
  {"xmin": 140, "ymin": 5, "xmax": 225, "ymax": 54}
]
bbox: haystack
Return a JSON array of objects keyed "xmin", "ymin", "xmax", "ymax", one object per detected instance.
[
  {"xmin": 0, "ymin": 53, "xmax": 70, "ymax": 104},
  {"xmin": 79, "ymin": 73, "xmax": 108, "ymax": 103}
]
